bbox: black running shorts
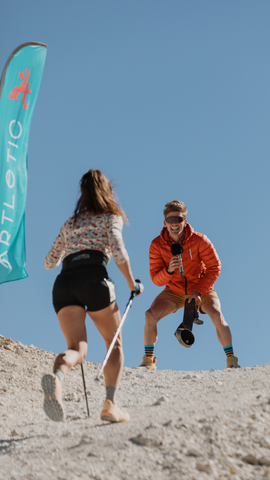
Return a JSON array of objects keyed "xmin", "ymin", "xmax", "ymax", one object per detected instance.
[{"xmin": 52, "ymin": 264, "xmax": 116, "ymax": 314}]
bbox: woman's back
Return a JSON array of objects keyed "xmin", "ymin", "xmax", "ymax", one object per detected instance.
[{"xmin": 44, "ymin": 211, "xmax": 129, "ymax": 269}]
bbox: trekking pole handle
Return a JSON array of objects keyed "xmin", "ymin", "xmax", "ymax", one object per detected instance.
[{"xmin": 131, "ymin": 279, "xmax": 141, "ymax": 299}]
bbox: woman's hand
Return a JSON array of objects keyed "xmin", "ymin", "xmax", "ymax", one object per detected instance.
[{"xmin": 131, "ymin": 280, "xmax": 144, "ymax": 296}]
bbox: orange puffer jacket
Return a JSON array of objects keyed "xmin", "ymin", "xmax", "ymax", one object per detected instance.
[{"xmin": 149, "ymin": 223, "xmax": 221, "ymax": 296}]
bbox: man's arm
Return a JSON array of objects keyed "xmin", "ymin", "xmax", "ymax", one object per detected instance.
[
  {"xmin": 195, "ymin": 234, "xmax": 221, "ymax": 296},
  {"xmin": 149, "ymin": 240, "xmax": 174, "ymax": 286}
]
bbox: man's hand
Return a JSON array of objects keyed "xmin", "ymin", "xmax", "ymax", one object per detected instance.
[
  {"xmin": 167, "ymin": 255, "xmax": 181, "ymax": 274},
  {"xmin": 188, "ymin": 290, "xmax": 201, "ymax": 306}
]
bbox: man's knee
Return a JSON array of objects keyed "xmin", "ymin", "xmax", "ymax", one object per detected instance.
[
  {"xmin": 211, "ymin": 310, "xmax": 228, "ymax": 328},
  {"xmin": 202, "ymin": 299, "xmax": 226, "ymax": 326},
  {"xmin": 145, "ymin": 308, "xmax": 157, "ymax": 326}
]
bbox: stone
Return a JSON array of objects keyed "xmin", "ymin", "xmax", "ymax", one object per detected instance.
[
  {"xmin": 242, "ymin": 455, "xmax": 258, "ymax": 465},
  {"xmin": 152, "ymin": 396, "xmax": 169, "ymax": 406},
  {"xmin": 129, "ymin": 434, "xmax": 162, "ymax": 447},
  {"xmin": 258, "ymin": 457, "xmax": 270, "ymax": 467},
  {"xmin": 187, "ymin": 448, "xmax": 201, "ymax": 457},
  {"xmin": 196, "ymin": 462, "xmax": 213, "ymax": 474}
]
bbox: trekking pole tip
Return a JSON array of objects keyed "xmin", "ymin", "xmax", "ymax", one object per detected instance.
[{"xmin": 95, "ymin": 370, "xmax": 103, "ymax": 381}]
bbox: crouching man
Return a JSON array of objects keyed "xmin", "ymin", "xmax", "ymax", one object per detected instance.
[{"xmin": 137, "ymin": 200, "xmax": 239, "ymax": 370}]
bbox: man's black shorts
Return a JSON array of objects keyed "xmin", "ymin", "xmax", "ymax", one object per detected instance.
[{"xmin": 52, "ymin": 264, "xmax": 116, "ymax": 314}]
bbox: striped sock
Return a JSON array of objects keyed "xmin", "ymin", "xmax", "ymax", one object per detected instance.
[
  {"xmin": 145, "ymin": 345, "xmax": 155, "ymax": 360},
  {"xmin": 224, "ymin": 345, "xmax": 234, "ymax": 358}
]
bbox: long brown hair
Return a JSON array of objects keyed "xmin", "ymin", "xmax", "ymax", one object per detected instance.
[{"xmin": 74, "ymin": 170, "xmax": 128, "ymax": 223}]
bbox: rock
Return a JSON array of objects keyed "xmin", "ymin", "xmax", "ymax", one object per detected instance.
[
  {"xmin": 259, "ymin": 438, "xmax": 270, "ymax": 449},
  {"xmin": 145, "ymin": 423, "xmax": 158, "ymax": 429},
  {"xmin": 196, "ymin": 462, "xmax": 213, "ymax": 474},
  {"xmin": 152, "ymin": 396, "xmax": 169, "ymax": 406},
  {"xmin": 65, "ymin": 392, "xmax": 80, "ymax": 402},
  {"xmin": 258, "ymin": 457, "xmax": 270, "ymax": 466},
  {"xmin": 175, "ymin": 422, "xmax": 188, "ymax": 429},
  {"xmin": 163, "ymin": 420, "xmax": 172, "ymax": 427},
  {"xmin": 187, "ymin": 448, "xmax": 201, "ymax": 457},
  {"xmin": 242, "ymin": 454, "xmax": 258, "ymax": 465},
  {"xmin": 129, "ymin": 434, "xmax": 162, "ymax": 447},
  {"xmin": 198, "ymin": 417, "xmax": 207, "ymax": 423}
]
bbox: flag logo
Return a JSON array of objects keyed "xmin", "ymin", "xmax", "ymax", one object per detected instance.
[{"xmin": 9, "ymin": 68, "xmax": 32, "ymax": 109}]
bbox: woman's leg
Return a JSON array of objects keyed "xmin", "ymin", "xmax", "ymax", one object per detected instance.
[
  {"xmin": 54, "ymin": 305, "xmax": 88, "ymax": 376},
  {"xmin": 88, "ymin": 301, "xmax": 123, "ymax": 387},
  {"xmin": 88, "ymin": 301, "xmax": 130, "ymax": 422},
  {"xmin": 42, "ymin": 305, "xmax": 88, "ymax": 422}
]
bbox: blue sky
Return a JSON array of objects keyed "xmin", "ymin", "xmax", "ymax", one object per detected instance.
[{"xmin": 0, "ymin": 1, "xmax": 269, "ymax": 372}]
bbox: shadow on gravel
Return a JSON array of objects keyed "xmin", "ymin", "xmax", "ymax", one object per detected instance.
[
  {"xmin": 0, "ymin": 435, "xmax": 48, "ymax": 454},
  {"xmin": 93, "ymin": 422, "xmax": 118, "ymax": 428}
]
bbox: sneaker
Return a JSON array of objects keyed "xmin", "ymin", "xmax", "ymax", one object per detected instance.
[
  {"xmin": 41, "ymin": 373, "xmax": 65, "ymax": 422},
  {"xmin": 227, "ymin": 356, "xmax": 240, "ymax": 369},
  {"xmin": 194, "ymin": 318, "xmax": 204, "ymax": 325},
  {"xmin": 100, "ymin": 400, "xmax": 130, "ymax": 423},
  {"xmin": 136, "ymin": 356, "xmax": 157, "ymax": 371}
]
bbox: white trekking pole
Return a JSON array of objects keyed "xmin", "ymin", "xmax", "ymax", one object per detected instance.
[{"xmin": 95, "ymin": 280, "xmax": 141, "ymax": 381}]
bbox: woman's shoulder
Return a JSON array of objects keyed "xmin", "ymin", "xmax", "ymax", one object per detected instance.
[
  {"xmin": 61, "ymin": 215, "xmax": 75, "ymax": 230},
  {"xmin": 105, "ymin": 213, "xmax": 123, "ymax": 226}
]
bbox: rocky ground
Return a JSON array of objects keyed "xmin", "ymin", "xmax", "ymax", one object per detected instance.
[{"xmin": 0, "ymin": 334, "xmax": 269, "ymax": 480}]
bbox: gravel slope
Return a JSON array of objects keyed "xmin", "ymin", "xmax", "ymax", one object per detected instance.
[{"xmin": 0, "ymin": 334, "xmax": 269, "ymax": 480}]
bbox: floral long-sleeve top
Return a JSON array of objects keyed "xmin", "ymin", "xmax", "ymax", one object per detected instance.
[{"xmin": 44, "ymin": 212, "xmax": 129, "ymax": 269}]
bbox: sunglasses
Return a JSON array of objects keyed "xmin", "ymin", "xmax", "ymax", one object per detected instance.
[{"xmin": 165, "ymin": 216, "xmax": 184, "ymax": 224}]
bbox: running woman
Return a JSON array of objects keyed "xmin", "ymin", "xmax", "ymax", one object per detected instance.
[{"xmin": 42, "ymin": 169, "xmax": 143, "ymax": 423}]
